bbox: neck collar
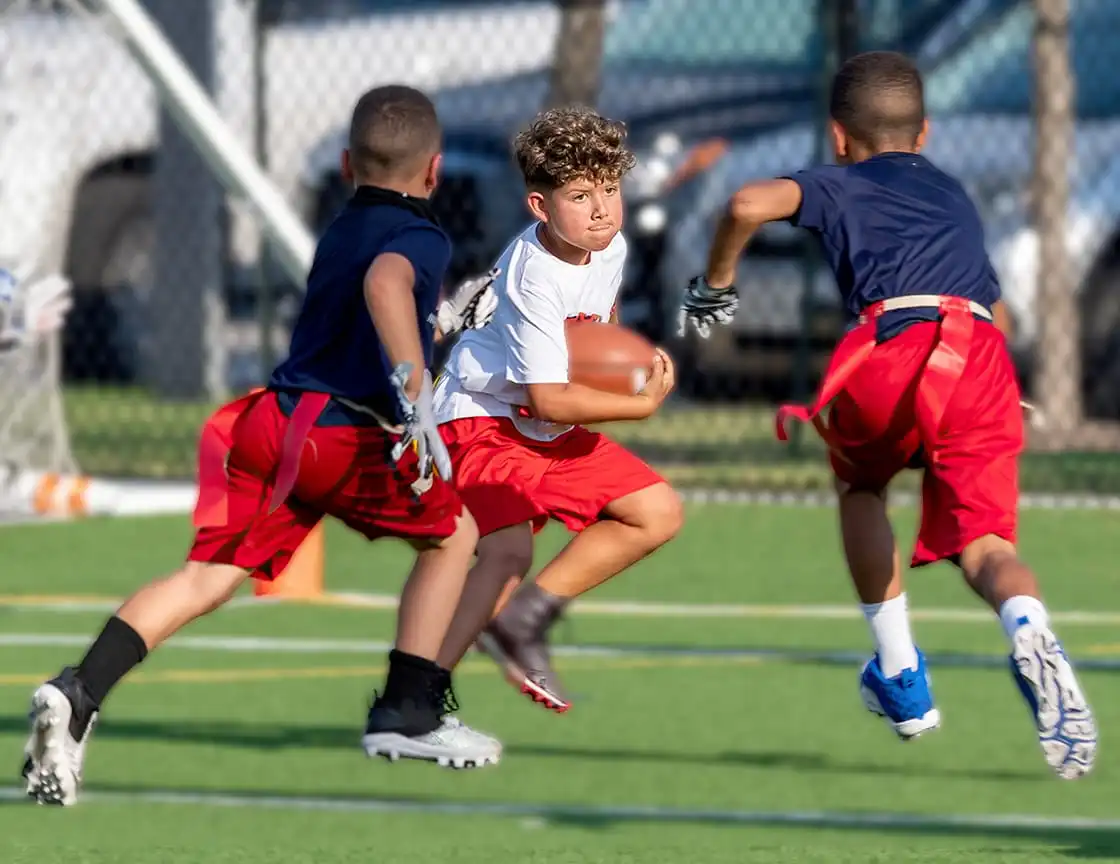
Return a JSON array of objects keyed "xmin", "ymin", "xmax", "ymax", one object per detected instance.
[{"xmin": 350, "ymin": 185, "xmax": 440, "ymax": 226}]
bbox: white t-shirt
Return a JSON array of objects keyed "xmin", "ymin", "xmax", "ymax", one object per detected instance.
[{"xmin": 434, "ymin": 222, "xmax": 627, "ymax": 441}]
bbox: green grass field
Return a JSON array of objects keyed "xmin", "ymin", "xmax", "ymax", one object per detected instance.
[{"xmin": 3, "ymin": 503, "xmax": 1120, "ymax": 861}]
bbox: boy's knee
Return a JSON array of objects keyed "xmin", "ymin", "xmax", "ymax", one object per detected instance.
[
  {"xmin": 959, "ymin": 533, "xmax": 1017, "ymax": 582},
  {"xmin": 477, "ymin": 525, "xmax": 534, "ymax": 578},
  {"xmin": 437, "ymin": 508, "xmax": 480, "ymax": 554},
  {"xmin": 633, "ymin": 484, "xmax": 684, "ymax": 548}
]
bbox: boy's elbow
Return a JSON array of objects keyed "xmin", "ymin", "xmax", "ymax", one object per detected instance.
[
  {"xmin": 526, "ymin": 384, "xmax": 566, "ymax": 423},
  {"xmin": 728, "ymin": 189, "xmax": 763, "ymax": 225}
]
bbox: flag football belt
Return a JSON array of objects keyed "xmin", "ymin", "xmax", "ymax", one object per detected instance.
[
  {"xmin": 193, "ymin": 390, "xmax": 399, "ymax": 529},
  {"xmin": 775, "ymin": 295, "xmax": 992, "ymax": 461}
]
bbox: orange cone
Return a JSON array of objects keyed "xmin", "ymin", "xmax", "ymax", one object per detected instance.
[{"xmin": 253, "ymin": 523, "xmax": 325, "ymax": 599}]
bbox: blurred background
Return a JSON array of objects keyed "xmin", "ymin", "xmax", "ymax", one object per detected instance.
[{"xmin": 1, "ymin": 0, "xmax": 1117, "ymax": 502}]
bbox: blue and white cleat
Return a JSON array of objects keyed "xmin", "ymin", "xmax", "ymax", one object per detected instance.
[
  {"xmin": 1009, "ymin": 623, "xmax": 1097, "ymax": 780},
  {"xmin": 859, "ymin": 650, "xmax": 941, "ymax": 740}
]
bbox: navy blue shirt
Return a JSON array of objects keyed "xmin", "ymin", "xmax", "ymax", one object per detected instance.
[
  {"xmin": 269, "ymin": 186, "xmax": 451, "ymax": 424},
  {"xmin": 786, "ymin": 152, "xmax": 1000, "ymax": 339}
]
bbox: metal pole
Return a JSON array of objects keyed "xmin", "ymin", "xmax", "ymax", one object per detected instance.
[
  {"xmin": 252, "ymin": 0, "xmax": 277, "ymax": 379},
  {"xmin": 791, "ymin": 0, "xmax": 858, "ymax": 456}
]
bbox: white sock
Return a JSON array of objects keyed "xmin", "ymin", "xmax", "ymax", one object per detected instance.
[
  {"xmin": 861, "ymin": 593, "xmax": 920, "ymax": 677},
  {"xmin": 998, "ymin": 595, "xmax": 1050, "ymax": 643}
]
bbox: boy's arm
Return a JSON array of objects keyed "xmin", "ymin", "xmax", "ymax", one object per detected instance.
[
  {"xmin": 680, "ymin": 177, "xmax": 807, "ymax": 339},
  {"xmin": 506, "ymin": 276, "xmax": 670, "ymax": 425},
  {"xmin": 526, "ymin": 369, "xmax": 668, "ymax": 426},
  {"xmin": 363, "ymin": 252, "xmax": 426, "ymax": 399},
  {"xmin": 705, "ymin": 178, "xmax": 804, "ymax": 289}
]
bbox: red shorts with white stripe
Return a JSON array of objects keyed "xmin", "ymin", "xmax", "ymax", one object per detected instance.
[
  {"xmin": 439, "ymin": 416, "xmax": 665, "ymax": 537},
  {"xmin": 188, "ymin": 392, "xmax": 462, "ymax": 580},
  {"xmin": 826, "ymin": 320, "xmax": 1023, "ymax": 566}
]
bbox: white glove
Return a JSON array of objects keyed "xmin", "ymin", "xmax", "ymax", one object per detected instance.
[
  {"xmin": 389, "ymin": 363, "xmax": 453, "ymax": 487},
  {"xmin": 0, "ymin": 269, "xmax": 72, "ymax": 344},
  {"xmin": 436, "ymin": 268, "xmax": 500, "ymax": 336},
  {"xmin": 22, "ymin": 273, "xmax": 72, "ymax": 335},
  {"xmin": 678, "ymin": 275, "xmax": 740, "ymax": 339}
]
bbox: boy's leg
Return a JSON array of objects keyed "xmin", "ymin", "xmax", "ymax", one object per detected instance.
[
  {"xmin": 485, "ymin": 434, "xmax": 682, "ymax": 711},
  {"xmin": 837, "ymin": 481, "xmax": 939, "ymax": 739},
  {"xmin": 437, "ymin": 523, "xmax": 534, "ymax": 670},
  {"xmin": 23, "ymin": 560, "xmax": 250, "ymax": 806},
  {"xmin": 326, "ymin": 427, "xmax": 501, "ymax": 768},
  {"xmin": 916, "ymin": 325, "xmax": 1095, "ymax": 779},
  {"xmin": 823, "ymin": 326, "xmax": 946, "ymax": 740},
  {"xmin": 23, "ymin": 392, "xmax": 331, "ymax": 805}
]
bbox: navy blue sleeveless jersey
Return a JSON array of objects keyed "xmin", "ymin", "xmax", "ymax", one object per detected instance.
[
  {"xmin": 784, "ymin": 152, "xmax": 1000, "ymax": 340},
  {"xmin": 269, "ymin": 186, "xmax": 451, "ymax": 424}
]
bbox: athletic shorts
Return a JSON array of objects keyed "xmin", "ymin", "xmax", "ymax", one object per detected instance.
[
  {"xmin": 188, "ymin": 392, "xmax": 463, "ymax": 579},
  {"xmin": 825, "ymin": 321, "xmax": 1023, "ymax": 567},
  {"xmin": 439, "ymin": 416, "xmax": 664, "ymax": 537}
]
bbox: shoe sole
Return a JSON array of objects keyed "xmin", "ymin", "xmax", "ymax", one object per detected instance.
[
  {"xmin": 1012, "ymin": 627, "xmax": 1098, "ymax": 780},
  {"xmin": 25, "ymin": 684, "xmax": 78, "ymax": 806},
  {"xmin": 360, "ymin": 732, "xmax": 501, "ymax": 769},
  {"xmin": 475, "ymin": 632, "xmax": 571, "ymax": 713},
  {"xmin": 861, "ymin": 682, "xmax": 942, "ymax": 741}
]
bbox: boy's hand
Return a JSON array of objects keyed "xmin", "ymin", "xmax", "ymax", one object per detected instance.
[
  {"xmin": 678, "ymin": 275, "xmax": 739, "ymax": 339},
  {"xmin": 389, "ymin": 363, "xmax": 453, "ymax": 485},
  {"xmin": 639, "ymin": 349, "xmax": 676, "ymax": 412},
  {"xmin": 436, "ymin": 267, "xmax": 500, "ymax": 336}
]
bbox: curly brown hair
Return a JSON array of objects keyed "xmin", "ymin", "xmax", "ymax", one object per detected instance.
[{"xmin": 513, "ymin": 106, "xmax": 636, "ymax": 190}]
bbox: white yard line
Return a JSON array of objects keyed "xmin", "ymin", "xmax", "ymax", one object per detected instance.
[
  {"xmin": 4, "ymin": 632, "xmax": 1120, "ymax": 671},
  {"xmin": 0, "ymin": 785, "xmax": 1116, "ymax": 833},
  {"xmin": 9, "ymin": 591, "xmax": 1120, "ymax": 626}
]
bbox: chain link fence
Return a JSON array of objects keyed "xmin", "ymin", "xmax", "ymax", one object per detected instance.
[{"xmin": 1, "ymin": 0, "xmax": 1117, "ymax": 494}]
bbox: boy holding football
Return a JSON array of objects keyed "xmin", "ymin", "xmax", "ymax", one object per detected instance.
[
  {"xmin": 431, "ymin": 106, "xmax": 682, "ymax": 712},
  {"xmin": 22, "ymin": 85, "xmax": 502, "ymax": 806},
  {"xmin": 681, "ymin": 51, "xmax": 1096, "ymax": 779}
]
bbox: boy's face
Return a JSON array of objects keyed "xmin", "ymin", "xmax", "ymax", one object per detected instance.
[{"xmin": 528, "ymin": 176, "xmax": 624, "ymax": 253}]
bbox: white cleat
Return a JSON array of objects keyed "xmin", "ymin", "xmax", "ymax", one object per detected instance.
[
  {"xmin": 1010, "ymin": 625, "xmax": 1097, "ymax": 780},
  {"xmin": 361, "ymin": 716, "xmax": 502, "ymax": 770},
  {"xmin": 24, "ymin": 680, "xmax": 96, "ymax": 806}
]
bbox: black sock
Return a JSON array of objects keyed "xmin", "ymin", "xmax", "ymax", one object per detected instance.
[
  {"xmin": 75, "ymin": 616, "xmax": 149, "ymax": 707},
  {"xmin": 380, "ymin": 649, "xmax": 446, "ymax": 707}
]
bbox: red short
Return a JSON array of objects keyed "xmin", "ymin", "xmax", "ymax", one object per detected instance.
[
  {"xmin": 440, "ymin": 416, "xmax": 664, "ymax": 537},
  {"xmin": 825, "ymin": 321, "xmax": 1023, "ymax": 567},
  {"xmin": 188, "ymin": 392, "xmax": 463, "ymax": 579}
]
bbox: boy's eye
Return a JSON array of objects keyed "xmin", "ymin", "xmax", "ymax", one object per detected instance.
[
  {"xmin": 572, "ymin": 193, "xmax": 587, "ymax": 202},
  {"xmin": 605, "ymin": 185, "xmax": 619, "ymax": 195}
]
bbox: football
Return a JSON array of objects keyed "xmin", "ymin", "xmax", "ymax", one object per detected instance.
[{"xmin": 565, "ymin": 318, "xmax": 657, "ymax": 396}]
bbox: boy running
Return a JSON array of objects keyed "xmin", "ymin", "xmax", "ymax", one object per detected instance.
[
  {"xmin": 430, "ymin": 107, "xmax": 683, "ymax": 712},
  {"xmin": 22, "ymin": 85, "xmax": 502, "ymax": 806},
  {"xmin": 680, "ymin": 52, "xmax": 1097, "ymax": 779}
]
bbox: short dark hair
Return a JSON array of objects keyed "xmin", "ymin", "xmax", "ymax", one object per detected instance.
[
  {"xmin": 830, "ymin": 51, "xmax": 925, "ymax": 147},
  {"xmin": 347, "ymin": 85, "xmax": 441, "ymax": 180},
  {"xmin": 513, "ymin": 106, "xmax": 636, "ymax": 190}
]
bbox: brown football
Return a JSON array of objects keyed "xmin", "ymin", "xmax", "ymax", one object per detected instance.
[{"xmin": 565, "ymin": 318, "xmax": 657, "ymax": 396}]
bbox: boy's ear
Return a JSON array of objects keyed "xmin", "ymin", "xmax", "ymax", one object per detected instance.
[
  {"xmin": 914, "ymin": 117, "xmax": 930, "ymax": 152},
  {"xmin": 828, "ymin": 119, "xmax": 848, "ymax": 163},
  {"xmin": 426, "ymin": 152, "xmax": 443, "ymax": 192},
  {"xmin": 340, "ymin": 149, "xmax": 354, "ymax": 185},
  {"xmin": 526, "ymin": 189, "xmax": 549, "ymax": 223}
]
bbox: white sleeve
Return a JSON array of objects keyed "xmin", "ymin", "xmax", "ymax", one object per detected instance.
[{"xmin": 503, "ymin": 268, "xmax": 569, "ymax": 385}]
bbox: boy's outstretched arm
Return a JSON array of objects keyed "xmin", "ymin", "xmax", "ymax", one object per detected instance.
[
  {"xmin": 680, "ymin": 178, "xmax": 804, "ymax": 340},
  {"xmin": 705, "ymin": 179, "xmax": 804, "ymax": 289}
]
